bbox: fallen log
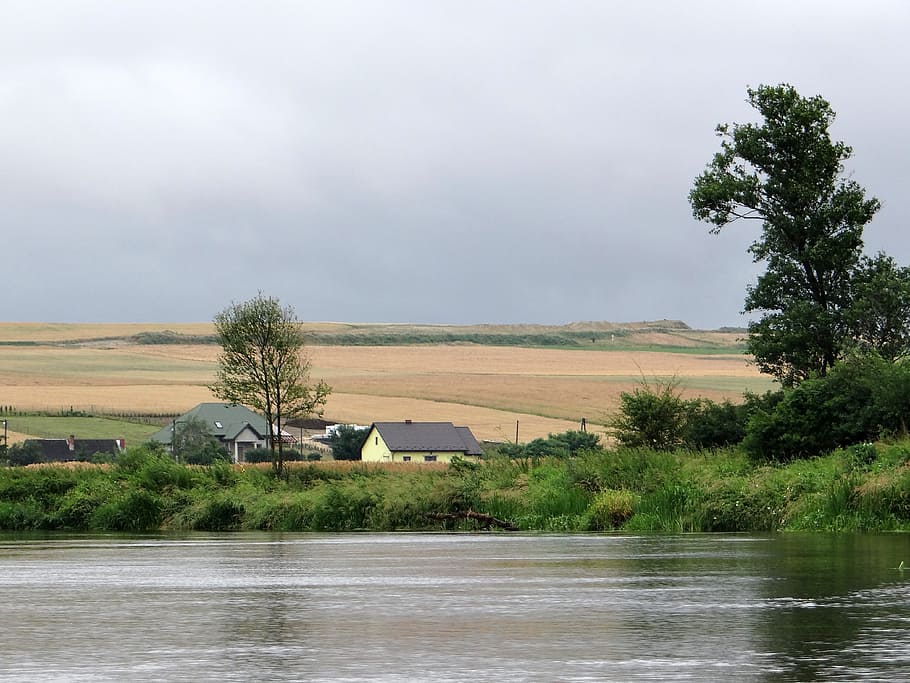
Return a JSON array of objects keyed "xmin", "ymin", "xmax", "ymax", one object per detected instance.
[{"xmin": 427, "ymin": 509, "xmax": 519, "ymax": 531}]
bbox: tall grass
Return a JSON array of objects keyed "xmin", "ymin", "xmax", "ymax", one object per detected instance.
[{"xmin": 4, "ymin": 440, "xmax": 910, "ymax": 532}]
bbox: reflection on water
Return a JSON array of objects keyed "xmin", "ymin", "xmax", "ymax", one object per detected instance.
[{"xmin": 1, "ymin": 533, "xmax": 909, "ymax": 681}]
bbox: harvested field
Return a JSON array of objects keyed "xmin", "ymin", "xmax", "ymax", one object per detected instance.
[
  {"xmin": 1, "ymin": 325, "xmax": 771, "ymax": 443},
  {"xmin": 0, "ymin": 322, "xmax": 214, "ymax": 343}
]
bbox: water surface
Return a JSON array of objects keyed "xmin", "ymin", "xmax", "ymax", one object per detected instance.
[{"xmin": 1, "ymin": 533, "xmax": 909, "ymax": 681}]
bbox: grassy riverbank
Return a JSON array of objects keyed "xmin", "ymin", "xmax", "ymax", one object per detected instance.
[{"xmin": 2, "ymin": 440, "xmax": 910, "ymax": 533}]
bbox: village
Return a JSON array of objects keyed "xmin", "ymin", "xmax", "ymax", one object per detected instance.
[{"xmin": 10, "ymin": 402, "xmax": 484, "ymax": 466}]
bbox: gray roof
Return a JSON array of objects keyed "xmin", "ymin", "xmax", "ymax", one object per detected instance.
[
  {"xmin": 149, "ymin": 402, "xmax": 269, "ymax": 444},
  {"xmin": 24, "ymin": 438, "xmax": 122, "ymax": 462},
  {"xmin": 370, "ymin": 421, "xmax": 482, "ymax": 455}
]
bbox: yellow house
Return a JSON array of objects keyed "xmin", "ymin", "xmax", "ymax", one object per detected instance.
[{"xmin": 360, "ymin": 420, "xmax": 483, "ymax": 463}]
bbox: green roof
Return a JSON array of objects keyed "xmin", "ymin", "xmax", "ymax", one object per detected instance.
[{"xmin": 149, "ymin": 403, "xmax": 269, "ymax": 444}]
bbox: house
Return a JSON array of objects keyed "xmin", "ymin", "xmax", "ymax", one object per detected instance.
[
  {"xmin": 148, "ymin": 402, "xmax": 295, "ymax": 463},
  {"xmin": 24, "ymin": 435, "xmax": 124, "ymax": 462},
  {"xmin": 360, "ymin": 420, "xmax": 482, "ymax": 463}
]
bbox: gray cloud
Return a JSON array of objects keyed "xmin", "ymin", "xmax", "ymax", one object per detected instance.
[{"xmin": 2, "ymin": 1, "xmax": 908, "ymax": 328}]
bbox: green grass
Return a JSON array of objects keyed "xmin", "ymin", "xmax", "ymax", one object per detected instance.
[
  {"xmin": 7, "ymin": 437, "xmax": 910, "ymax": 534},
  {"xmin": 3, "ymin": 416, "xmax": 159, "ymax": 443}
]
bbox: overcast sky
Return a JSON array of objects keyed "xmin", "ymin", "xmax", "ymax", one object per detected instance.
[{"xmin": 2, "ymin": 1, "xmax": 908, "ymax": 329}]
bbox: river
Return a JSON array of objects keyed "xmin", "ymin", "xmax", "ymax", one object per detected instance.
[{"xmin": 1, "ymin": 532, "xmax": 909, "ymax": 681}]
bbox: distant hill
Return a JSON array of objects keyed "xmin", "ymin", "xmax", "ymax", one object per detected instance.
[{"xmin": 0, "ymin": 321, "xmax": 748, "ymax": 353}]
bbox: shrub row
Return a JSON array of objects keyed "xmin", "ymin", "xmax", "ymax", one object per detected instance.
[{"xmin": 3, "ymin": 438, "xmax": 910, "ymax": 533}]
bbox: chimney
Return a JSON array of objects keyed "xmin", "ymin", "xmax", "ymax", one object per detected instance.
[{"xmin": 67, "ymin": 435, "xmax": 76, "ymax": 451}]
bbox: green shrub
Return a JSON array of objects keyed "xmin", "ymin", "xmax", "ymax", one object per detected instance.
[
  {"xmin": 610, "ymin": 377, "xmax": 688, "ymax": 450},
  {"xmin": 7, "ymin": 441, "xmax": 43, "ymax": 467},
  {"xmin": 133, "ymin": 453, "xmax": 196, "ymax": 492},
  {"xmin": 243, "ymin": 449, "xmax": 272, "ymax": 464},
  {"xmin": 189, "ymin": 496, "xmax": 245, "ymax": 531},
  {"xmin": 204, "ymin": 461, "xmax": 238, "ymax": 488},
  {"xmin": 626, "ymin": 484, "xmax": 703, "ymax": 532},
  {"xmin": 483, "ymin": 430, "xmax": 601, "ymax": 467},
  {"xmin": 569, "ymin": 448, "xmax": 681, "ymax": 493},
  {"xmin": 684, "ymin": 398, "xmax": 747, "ymax": 450},
  {"xmin": 182, "ymin": 441, "xmax": 231, "ymax": 465},
  {"xmin": 248, "ymin": 493, "xmax": 315, "ymax": 531},
  {"xmin": 743, "ymin": 357, "xmax": 910, "ymax": 462},
  {"xmin": 54, "ymin": 477, "xmax": 118, "ymax": 528},
  {"xmin": 585, "ymin": 489, "xmax": 638, "ymax": 530},
  {"xmin": 330, "ymin": 425, "xmax": 369, "ymax": 460},
  {"xmin": 309, "ymin": 484, "xmax": 377, "ymax": 531},
  {"xmin": 116, "ymin": 442, "xmax": 169, "ymax": 473},
  {"xmin": 91, "ymin": 489, "xmax": 163, "ymax": 531},
  {"xmin": 0, "ymin": 498, "xmax": 46, "ymax": 529},
  {"xmin": 524, "ymin": 463, "xmax": 589, "ymax": 525},
  {"xmin": 0, "ymin": 468, "xmax": 79, "ymax": 505}
]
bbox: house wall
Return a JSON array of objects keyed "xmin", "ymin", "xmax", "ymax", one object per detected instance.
[
  {"xmin": 228, "ymin": 426, "xmax": 268, "ymax": 464},
  {"xmin": 360, "ymin": 428, "xmax": 478, "ymax": 463},
  {"xmin": 360, "ymin": 427, "xmax": 391, "ymax": 462},
  {"xmin": 388, "ymin": 450, "xmax": 475, "ymax": 463}
]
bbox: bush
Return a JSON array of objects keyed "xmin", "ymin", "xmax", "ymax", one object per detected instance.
[
  {"xmin": 484, "ymin": 430, "xmax": 600, "ymax": 466},
  {"xmin": 610, "ymin": 377, "xmax": 688, "ymax": 450},
  {"xmin": 190, "ymin": 496, "xmax": 245, "ymax": 531},
  {"xmin": 7, "ymin": 441, "xmax": 43, "ymax": 467},
  {"xmin": 243, "ymin": 448, "xmax": 273, "ymax": 464},
  {"xmin": 182, "ymin": 441, "xmax": 231, "ymax": 466},
  {"xmin": 90, "ymin": 489, "xmax": 163, "ymax": 531},
  {"xmin": 586, "ymin": 489, "xmax": 638, "ymax": 530},
  {"xmin": 330, "ymin": 425, "xmax": 369, "ymax": 460},
  {"xmin": 684, "ymin": 398, "xmax": 747, "ymax": 450},
  {"xmin": 55, "ymin": 477, "xmax": 118, "ymax": 528},
  {"xmin": 742, "ymin": 356, "xmax": 903, "ymax": 461}
]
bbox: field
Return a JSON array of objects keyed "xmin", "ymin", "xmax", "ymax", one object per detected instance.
[{"xmin": 0, "ymin": 322, "xmax": 772, "ymax": 444}]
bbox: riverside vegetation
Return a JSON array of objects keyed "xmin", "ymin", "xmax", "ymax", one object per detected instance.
[{"xmin": 2, "ymin": 434, "xmax": 910, "ymax": 533}]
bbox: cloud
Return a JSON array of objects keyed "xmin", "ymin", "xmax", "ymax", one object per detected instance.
[{"xmin": 1, "ymin": 1, "xmax": 908, "ymax": 327}]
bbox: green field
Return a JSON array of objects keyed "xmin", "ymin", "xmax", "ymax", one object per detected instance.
[{"xmin": 1, "ymin": 415, "xmax": 160, "ymax": 444}]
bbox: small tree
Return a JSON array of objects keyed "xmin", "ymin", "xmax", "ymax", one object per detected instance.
[
  {"xmin": 329, "ymin": 425, "xmax": 369, "ymax": 461},
  {"xmin": 174, "ymin": 416, "xmax": 230, "ymax": 465},
  {"xmin": 211, "ymin": 293, "xmax": 331, "ymax": 476},
  {"xmin": 845, "ymin": 253, "xmax": 910, "ymax": 361}
]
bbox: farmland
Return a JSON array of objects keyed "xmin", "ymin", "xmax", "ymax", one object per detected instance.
[{"xmin": 0, "ymin": 321, "xmax": 772, "ymax": 443}]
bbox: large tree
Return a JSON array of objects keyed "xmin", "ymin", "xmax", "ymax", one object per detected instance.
[
  {"xmin": 689, "ymin": 84, "xmax": 881, "ymax": 385},
  {"xmin": 211, "ymin": 293, "xmax": 331, "ymax": 476}
]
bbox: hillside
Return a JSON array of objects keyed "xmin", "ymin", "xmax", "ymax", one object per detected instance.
[{"xmin": 0, "ymin": 320, "xmax": 747, "ymax": 352}]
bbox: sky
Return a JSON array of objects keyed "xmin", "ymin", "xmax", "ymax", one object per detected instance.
[{"xmin": 2, "ymin": 1, "xmax": 909, "ymax": 329}]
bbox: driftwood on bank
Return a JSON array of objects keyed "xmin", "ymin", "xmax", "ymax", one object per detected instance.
[{"xmin": 427, "ymin": 509, "xmax": 519, "ymax": 531}]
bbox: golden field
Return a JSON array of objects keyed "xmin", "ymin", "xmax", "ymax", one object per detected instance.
[{"xmin": 0, "ymin": 323, "xmax": 772, "ymax": 442}]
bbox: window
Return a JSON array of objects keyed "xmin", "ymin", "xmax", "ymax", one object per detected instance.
[
  {"xmin": 424, "ymin": 455, "xmax": 437, "ymax": 462},
  {"xmin": 403, "ymin": 456, "xmax": 411, "ymax": 462},
  {"xmin": 375, "ymin": 436, "xmax": 378, "ymax": 445},
  {"xmin": 214, "ymin": 421, "xmax": 223, "ymax": 429}
]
